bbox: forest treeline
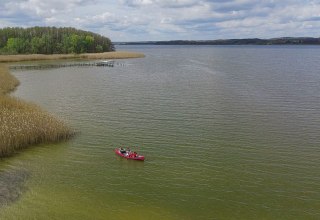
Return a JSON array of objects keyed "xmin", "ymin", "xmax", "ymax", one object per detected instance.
[
  {"xmin": 0, "ymin": 27, "xmax": 114, "ymax": 54},
  {"xmin": 119, "ymin": 37, "xmax": 320, "ymax": 45}
]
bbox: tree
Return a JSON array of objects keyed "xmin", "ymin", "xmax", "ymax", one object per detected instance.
[
  {"xmin": 31, "ymin": 37, "xmax": 45, "ymax": 54},
  {"xmin": 70, "ymin": 34, "xmax": 82, "ymax": 54},
  {"xmin": 95, "ymin": 45, "xmax": 103, "ymax": 53},
  {"xmin": 0, "ymin": 27, "xmax": 115, "ymax": 54},
  {"xmin": 5, "ymin": 38, "xmax": 29, "ymax": 54},
  {"xmin": 84, "ymin": 35, "xmax": 94, "ymax": 52}
]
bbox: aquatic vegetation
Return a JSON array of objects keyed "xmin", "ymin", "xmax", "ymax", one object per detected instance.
[
  {"xmin": 0, "ymin": 65, "xmax": 74, "ymax": 157},
  {"xmin": 82, "ymin": 51, "xmax": 145, "ymax": 59},
  {"xmin": 0, "ymin": 65, "xmax": 19, "ymax": 94},
  {"xmin": 0, "ymin": 168, "xmax": 29, "ymax": 207},
  {"xmin": 0, "ymin": 51, "xmax": 145, "ymax": 63}
]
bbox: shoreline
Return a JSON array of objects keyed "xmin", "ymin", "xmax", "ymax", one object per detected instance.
[
  {"xmin": 0, "ymin": 51, "xmax": 145, "ymax": 63},
  {"xmin": 0, "ymin": 51, "xmax": 145, "ymax": 157}
]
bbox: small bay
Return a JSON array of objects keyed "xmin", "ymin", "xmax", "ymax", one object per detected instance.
[{"xmin": 1, "ymin": 45, "xmax": 320, "ymax": 219}]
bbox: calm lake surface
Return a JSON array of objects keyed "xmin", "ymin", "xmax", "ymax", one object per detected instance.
[{"xmin": 1, "ymin": 45, "xmax": 320, "ymax": 219}]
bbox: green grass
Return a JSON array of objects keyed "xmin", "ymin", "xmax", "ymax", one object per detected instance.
[{"xmin": 0, "ymin": 65, "xmax": 74, "ymax": 157}]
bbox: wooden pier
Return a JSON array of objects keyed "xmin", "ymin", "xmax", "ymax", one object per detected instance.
[{"xmin": 10, "ymin": 60, "xmax": 118, "ymax": 70}]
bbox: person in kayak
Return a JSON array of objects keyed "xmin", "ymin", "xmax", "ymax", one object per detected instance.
[
  {"xmin": 125, "ymin": 148, "xmax": 131, "ymax": 156},
  {"xmin": 120, "ymin": 147, "xmax": 126, "ymax": 154}
]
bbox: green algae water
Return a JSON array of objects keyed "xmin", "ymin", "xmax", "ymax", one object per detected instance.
[{"xmin": 1, "ymin": 45, "xmax": 320, "ymax": 219}]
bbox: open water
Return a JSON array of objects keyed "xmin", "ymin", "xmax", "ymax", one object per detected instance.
[{"xmin": 1, "ymin": 45, "xmax": 320, "ymax": 219}]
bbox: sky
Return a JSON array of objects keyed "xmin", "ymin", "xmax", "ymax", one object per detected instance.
[{"xmin": 0, "ymin": 0, "xmax": 320, "ymax": 41}]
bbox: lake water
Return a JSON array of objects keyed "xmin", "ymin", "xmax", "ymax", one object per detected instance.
[{"xmin": 1, "ymin": 45, "xmax": 320, "ymax": 219}]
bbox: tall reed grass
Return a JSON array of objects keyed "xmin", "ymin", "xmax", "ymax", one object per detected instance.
[
  {"xmin": 0, "ymin": 51, "xmax": 145, "ymax": 63},
  {"xmin": 0, "ymin": 65, "xmax": 74, "ymax": 157},
  {"xmin": 0, "ymin": 65, "xmax": 20, "ymax": 94}
]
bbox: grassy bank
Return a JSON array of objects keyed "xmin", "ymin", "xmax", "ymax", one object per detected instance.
[
  {"xmin": 0, "ymin": 51, "xmax": 145, "ymax": 63},
  {"xmin": 0, "ymin": 65, "xmax": 74, "ymax": 157}
]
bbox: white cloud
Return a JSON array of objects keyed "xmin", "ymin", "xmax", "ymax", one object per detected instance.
[
  {"xmin": 2, "ymin": 0, "xmax": 96, "ymax": 18},
  {"xmin": 121, "ymin": 0, "xmax": 201, "ymax": 8},
  {"xmin": 0, "ymin": 0, "xmax": 319, "ymax": 41}
]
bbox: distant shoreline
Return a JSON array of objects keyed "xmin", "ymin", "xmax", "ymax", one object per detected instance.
[
  {"xmin": 116, "ymin": 37, "xmax": 320, "ymax": 46},
  {"xmin": 0, "ymin": 51, "xmax": 145, "ymax": 63}
]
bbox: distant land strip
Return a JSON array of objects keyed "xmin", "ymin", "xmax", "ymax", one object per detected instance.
[
  {"xmin": 116, "ymin": 37, "xmax": 320, "ymax": 45},
  {"xmin": 0, "ymin": 51, "xmax": 145, "ymax": 63}
]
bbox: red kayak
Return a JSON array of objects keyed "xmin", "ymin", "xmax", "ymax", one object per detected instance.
[{"xmin": 114, "ymin": 148, "xmax": 145, "ymax": 161}]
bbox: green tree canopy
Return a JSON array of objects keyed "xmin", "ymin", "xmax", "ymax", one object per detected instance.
[{"xmin": 0, "ymin": 27, "xmax": 114, "ymax": 54}]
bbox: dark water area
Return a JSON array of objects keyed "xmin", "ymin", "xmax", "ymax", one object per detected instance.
[
  {"xmin": 2, "ymin": 45, "xmax": 320, "ymax": 219},
  {"xmin": 0, "ymin": 168, "xmax": 29, "ymax": 207}
]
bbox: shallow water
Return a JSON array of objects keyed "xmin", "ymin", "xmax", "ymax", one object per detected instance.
[{"xmin": 1, "ymin": 45, "xmax": 320, "ymax": 219}]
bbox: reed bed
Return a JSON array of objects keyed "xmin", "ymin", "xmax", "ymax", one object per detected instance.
[
  {"xmin": 82, "ymin": 51, "xmax": 145, "ymax": 59},
  {"xmin": 0, "ymin": 51, "xmax": 145, "ymax": 63},
  {"xmin": 0, "ymin": 65, "xmax": 20, "ymax": 94},
  {"xmin": 0, "ymin": 64, "xmax": 74, "ymax": 157}
]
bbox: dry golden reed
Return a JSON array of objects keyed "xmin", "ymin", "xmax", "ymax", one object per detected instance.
[
  {"xmin": 0, "ymin": 64, "xmax": 74, "ymax": 157},
  {"xmin": 0, "ymin": 65, "xmax": 20, "ymax": 94},
  {"xmin": 0, "ymin": 51, "xmax": 145, "ymax": 63}
]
